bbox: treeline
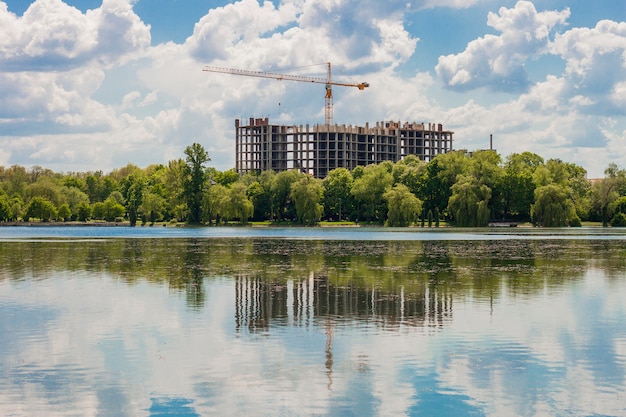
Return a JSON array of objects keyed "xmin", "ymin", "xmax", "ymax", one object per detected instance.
[{"xmin": 1, "ymin": 143, "xmax": 626, "ymax": 227}]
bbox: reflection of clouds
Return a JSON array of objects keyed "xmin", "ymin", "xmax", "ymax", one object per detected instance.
[{"xmin": 1, "ymin": 265, "xmax": 625, "ymax": 416}]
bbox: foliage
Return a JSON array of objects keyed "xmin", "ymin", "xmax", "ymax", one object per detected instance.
[
  {"xmin": 183, "ymin": 143, "xmax": 210, "ymax": 224},
  {"xmin": 447, "ymin": 175, "xmax": 492, "ymax": 227},
  {"xmin": 323, "ymin": 168, "xmax": 353, "ymax": 221},
  {"xmin": 290, "ymin": 176, "xmax": 324, "ymax": 225},
  {"xmin": 531, "ymin": 184, "xmax": 578, "ymax": 227},
  {"xmin": 1, "ymin": 147, "xmax": 624, "ymax": 228},
  {"xmin": 384, "ymin": 184, "xmax": 422, "ymax": 227},
  {"xmin": 271, "ymin": 170, "xmax": 303, "ymax": 221},
  {"xmin": 0, "ymin": 193, "xmax": 10, "ymax": 221},
  {"xmin": 24, "ymin": 197, "xmax": 56, "ymax": 222},
  {"xmin": 203, "ymin": 184, "xmax": 228, "ymax": 224},
  {"xmin": 57, "ymin": 204, "xmax": 72, "ymax": 221},
  {"xmin": 139, "ymin": 192, "xmax": 166, "ymax": 224},
  {"xmin": 226, "ymin": 182, "xmax": 254, "ymax": 224},
  {"xmin": 610, "ymin": 212, "xmax": 626, "ymax": 227},
  {"xmin": 351, "ymin": 164, "xmax": 393, "ymax": 222}
]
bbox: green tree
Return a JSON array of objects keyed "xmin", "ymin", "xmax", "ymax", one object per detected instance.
[
  {"xmin": 163, "ymin": 159, "xmax": 187, "ymax": 221},
  {"xmin": 57, "ymin": 203, "xmax": 71, "ymax": 221},
  {"xmin": 24, "ymin": 197, "xmax": 56, "ymax": 222},
  {"xmin": 203, "ymin": 183, "xmax": 228, "ymax": 224},
  {"xmin": 119, "ymin": 171, "xmax": 146, "ymax": 227},
  {"xmin": 183, "ymin": 143, "xmax": 210, "ymax": 224},
  {"xmin": 227, "ymin": 182, "xmax": 254, "ymax": 224},
  {"xmin": 393, "ymin": 155, "xmax": 427, "ymax": 197},
  {"xmin": 531, "ymin": 184, "xmax": 578, "ymax": 227},
  {"xmin": 351, "ymin": 164, "xmax": 393, "ymax": 222},
  {"xmin": 591, "ymin": 164, "xmax": 626, "ymax": 226},
  {"xmin": 271, "ymin": 170, "xmax": 303, "ymax": 221},
  {"xmin": 323, "ymin": 168, "xmax": 353, "ymax": 221},
  {"xmin": 290, "ymin": 176, "xmax": 324, "ymax": 225},
  {"xmin": 25, "ymin": 178, "xmax": 63, "ymax": 208},
  {"xmin": 139, "ymin": 192, "xmax": 165, "ymax": 225},
  {"xmin": 77, "ymin": 202, "xmax": 91, "ymax": 222},
  {"xmin": 384, "ymin": 184, "xmax": 422, "ymax": 227},
  {"xmin": 501, "ymin": 152, "xmax": 543, "ymax": 220},
  {"xmin": 447, "ymin": 175, "xmax": 492, "ymax": 227},
  {"xmin": 469, "ymin": 150, "xmax": 503, "ymax": 219},
  {"xmin": 0, "ymin": 193, "xmax": 10, "ymax": 221},
  {"xmin": 103, "ymin": 197, "xmax": 125, "ymax": 222},
  {"xmin": 245, "ymin": 170, "xmax": 275, "ymax": 221},
  {"xmin": 213, "ymin": 168, "xmax": 239, "ymax": 187},
  {"xmin": 61, "ymin": 186, "xmax": 90, "ymax": 220},
  {"xmin": 92, "ymin": 202, "xmax": 105, "ymax": 220}
]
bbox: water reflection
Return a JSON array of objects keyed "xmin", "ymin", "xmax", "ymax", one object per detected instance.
[{"xmin": 1, "ymin": 237, "xmax": 626, "ymax": 416}]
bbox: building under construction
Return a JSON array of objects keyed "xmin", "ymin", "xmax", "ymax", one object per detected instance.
[{"xmin": 235, "ymin": 118, "xmax": 454, "ymax": 178}]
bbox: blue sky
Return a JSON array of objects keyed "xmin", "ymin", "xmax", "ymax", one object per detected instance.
[{"xmin": 1, "ymin": 0, "xmax": 625, "ymax": 177}]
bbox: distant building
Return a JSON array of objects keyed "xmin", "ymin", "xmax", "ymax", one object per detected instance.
[{"xmin": 235, "ymin": 118, "xmax": 454, "ymax": 178}]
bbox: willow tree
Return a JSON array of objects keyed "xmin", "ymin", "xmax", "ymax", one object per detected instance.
[
  {"xmin": 384, "ymin": 184, "xmax": 422, "ymax": 227},
  {"xmin": 227, "ymin": 182, "xmax": 254, "ymax": 225},
  {"xmin": 531, "ymin": 184, "xmax": 578, "ymax": 227},
  {"xmin": 290, "ymin": 176, "xmax": 324, "ymax": 225},
  {"xmin": 447, "ymin": 175, "xmax": 491, "ymax": 227}
]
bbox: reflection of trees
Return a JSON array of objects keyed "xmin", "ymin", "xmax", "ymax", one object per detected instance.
[{"xmin": 0, "ymin": 237, "xmax": 618, "ymax": 314}]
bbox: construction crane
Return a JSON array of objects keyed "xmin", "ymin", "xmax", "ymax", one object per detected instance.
[{"xmin": 202, "ymin": 62, "xmax": 369, "ymax": 125}]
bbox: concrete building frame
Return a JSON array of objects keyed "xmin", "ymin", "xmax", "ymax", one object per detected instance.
[{"xmin": 235, "ymin": 118, "xmax": 454, "ymax": 178}]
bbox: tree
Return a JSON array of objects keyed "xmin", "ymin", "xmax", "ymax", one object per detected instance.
[
  {"xmin": 119, "ymin": 171, "xmax": 146, "ymax": 227},
  {"xmin": 163, "ymin": 159, "xmax": 187, "ymax": 221},
  {"xmin": 103, "ymin": 197, "xmax": 125, "ymax": 222},
  {"xmin": 226, "ymin": 182, "xmax": 254, "ymax": 224},
  {"xmin": 203, "ymin": 184, "xmax": 228, "ymax": 224},
  {"xmin": 139, "ymin": 192, "xmax": 165, "ymax": 225},
  {"xmin": 0, "ymin": 193, "xmax": 10, "ymax": 221},
  {"xmin": 77, "ymin": 201, "xmax": 91, "ymax": 222},
  {"xmin": 421, "ymin": 158, "xmax": 451, "ymax": 217},
  {"xmin": 290, "ymin": 176, "xmax": 324, "ymax": 225},
  {"xmin": 183, "ymin": 143, "xmax": 210, "ymax": 224},
  {"xmin": 271, "ymin": 170, "xmax": 303, "ymax": 221},
  {"xmin": 591, "ymin": 178, "xmax": 619, "ymax": 227},
  {"xmin": 531, "ymin": 184, "xmax": 578, "ymax": 227},
  {"xmin": 447, "ymin": 175, "xmax": 492, "ymax": 227},
  {"xmin": 351, "ymin": 164, "xmax": 393, "ymax": 222},
  {"xmin": 469, "ymin": 150, "xmax": 503, "ymax": 218},
  {"xmin": 24, "ymin": 197, "xmax": 56, "ymax": 222},
  {"xmin": 501, "ymin": 152, "xmax": 543, "ymax": 220},
  {"xmin": 57, "ymin": 203, "xmax": 71, "ymax": 221},
  {"xmin": 393, "ymin": 155, "xmax": 427, "ymax": 197},
  {"xmin": 384, "ymin": 184, "xmax": 422, "ymax": 227},
  {"xmin": 591, "ymin": 164, "xmax": 626, "ymax": 227},
  {"xmin": 323, "ymin": 168, "xmax": 353, "ymax": 221},
  {"xmin": 61, "ymin": 186, "xmax": 90, "ymax": 221}
]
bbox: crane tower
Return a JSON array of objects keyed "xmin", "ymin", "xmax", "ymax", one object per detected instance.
[{"xmin": 202, "ymin": 62, "xmax": 369, "ymax": 125}]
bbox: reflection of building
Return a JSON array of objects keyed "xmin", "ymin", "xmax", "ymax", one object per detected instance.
[
  {"xmin": 235, "ymin": 118, "xmax": 454, "ymax": 178},
  {"xmin": 234, "ymin": 273, "xmax": 453, "ymax": 332}
]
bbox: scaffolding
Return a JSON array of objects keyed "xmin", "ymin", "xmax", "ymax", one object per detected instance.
[{"xmin": 235, "ymin": 118, "xmax": 454, "ymax": 178}]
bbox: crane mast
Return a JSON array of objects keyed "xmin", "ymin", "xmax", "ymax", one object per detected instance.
[{"xmin": 202, "ymin": 62, "xmax": 369, "ymax": 125}]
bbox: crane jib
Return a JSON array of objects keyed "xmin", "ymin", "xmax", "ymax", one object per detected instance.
[{"xmin": 202, "ymin": 64, "xmax": 369, "ymax": 125}]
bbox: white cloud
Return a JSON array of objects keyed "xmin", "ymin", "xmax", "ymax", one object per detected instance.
[
  {"xmin": 436, "ymin": 1, "xmax": 570, "ymax": 92},
  {"xmin": 0, "ymin": 0, "xmax": 150, "ymax": 71}
]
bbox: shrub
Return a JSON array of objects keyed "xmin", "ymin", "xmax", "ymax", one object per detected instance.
[{"xmin": 611, "ymin": 212, "xmax": 626, "ymax": 227}]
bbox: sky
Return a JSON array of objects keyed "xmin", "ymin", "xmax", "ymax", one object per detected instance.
[{"xmin": 0, "ymin": 0, "xmax": 625, "ymax": 178}]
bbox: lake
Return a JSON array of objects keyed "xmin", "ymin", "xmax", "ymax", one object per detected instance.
[{"xmin": 1, "ymin": 226, "xmax": 625, "ymax": 416}]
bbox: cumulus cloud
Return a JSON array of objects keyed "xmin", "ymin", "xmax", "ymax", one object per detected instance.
[
  {"xmin": 550, "ymin": 19, "xmax": 626, "ymax": 114},
  {"xmin": 0, "ymin": 0, "xmax": 150, "ymax": 71},
  {"xmin": 436, "ymin": 1, "xmax": 570, "ymax": 92}
]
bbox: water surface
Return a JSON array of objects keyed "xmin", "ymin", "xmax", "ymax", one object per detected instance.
[{"xmin": 1, "ymin": 227, "xmax": 625, "ymax": 416}]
